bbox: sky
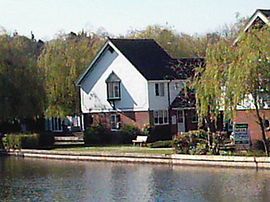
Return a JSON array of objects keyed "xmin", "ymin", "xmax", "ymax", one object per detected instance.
[{"xmin": 0, "ymin": 0, "xmax": 269, "ymax": 40}]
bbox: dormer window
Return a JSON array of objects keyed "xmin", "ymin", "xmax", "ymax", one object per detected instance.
[{"xmin": 106, "ymin": 71, "xmax": 121, "ymax": 100}]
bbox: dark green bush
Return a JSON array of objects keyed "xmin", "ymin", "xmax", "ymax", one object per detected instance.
[
  {"xmin": 39, "ymin": 132, "xmax": 55, "ymax": 147},
  {"xmin": 3, "ymin": 133, "xmax": 39, "ymax": 149},
  {"xmin": 84, "ymin": 124, "xmax": 140, "ymax": 145},
  {"xmin": 84, "ymin": 125, "xmax": 111, "ymax": 145},
  {"xmin": 148, "ymin": 140, "xmax": 173, "ymax": 148},
  {"xmin": 253, "ymin": 139, "xmax": 270, "ymax": 151}
]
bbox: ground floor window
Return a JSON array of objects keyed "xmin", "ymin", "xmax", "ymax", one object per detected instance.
[
  {"xmin": 111, "ymin": 114, "xmax": 121, "ymax": 130},
  {"xmin": 154, "ymin": 110, "xmax": 168, "ymax": 125}
]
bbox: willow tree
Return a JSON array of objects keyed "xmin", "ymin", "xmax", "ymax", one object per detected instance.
[
  {"xmin": 38, "ymin": 32, "xmax": 104, "ymax": 117},
  {"xmin": 195, "ymin": 27, "xmax": 270, "ymax": 155}
]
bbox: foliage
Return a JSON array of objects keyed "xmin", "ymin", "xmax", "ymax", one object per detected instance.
[
  {"xmin": 195, "ymin": 27, "xmax": 270, "ymax": 155},
  {"xmin": 120, "ymin": 124, "xmax": 141, "ymax": 136},
  {"xmin": 38, "ymin": 132, "xmax": 55, "ymax": 147},
  {"xmin": 84, "ymin": 124, "xmax": 141, "ymax": 145},
  {"xmin": 0, "ymin": 34, "xmax": 45, "ymax": 121},
  {"xmin": 128, "ymin": 25, "xmax": 209, "ymax": 57},
  {"xmin": 38, "ymin": 32, "xmax": 104, "ymax": 117},
  {"xmin": 84, "ymin": 125, "xmax": 110, "ymax": 145},
  {"xmin": 148, "ymin": 140, "xmax": 173, "ymax": 148},
  {"xmin": 3, "ymin": 133, "xmax": 40, "ymax": 149},
  {"xmin": 173, "ymin": 130, "xmax": 208, "ymax": 154}
]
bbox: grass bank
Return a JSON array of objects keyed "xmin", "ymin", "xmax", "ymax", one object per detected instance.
[{"xmin": 53, "ymin": 146, "xmax": 174, "ymax": 155}]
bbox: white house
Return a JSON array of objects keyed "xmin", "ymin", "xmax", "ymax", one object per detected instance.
[{"xmin": 76, "ymin": 38, "xmax": 201, "ymax": 137}]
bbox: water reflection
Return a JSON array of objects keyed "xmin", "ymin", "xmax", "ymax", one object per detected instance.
[{"xmin": 0, "ymin": 157, "xmax": 270, "ymax": 202}]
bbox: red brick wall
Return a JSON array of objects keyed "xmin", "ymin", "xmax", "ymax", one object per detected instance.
[
  {"xmin": 86, "ymin": 111, "xmax": 150, "ymax": 130},
  {"xmin": 234, "ymin": 110, "xmax": 270, "ymax": 142}
]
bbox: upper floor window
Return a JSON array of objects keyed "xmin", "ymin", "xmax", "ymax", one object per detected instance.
[
  {"xmin": 106, "ymin": 71, "xmax": 121, "ymax": 100},
  {"xmin": 155, "ymin": 83, "xmax": 165, "ymax": 96}
]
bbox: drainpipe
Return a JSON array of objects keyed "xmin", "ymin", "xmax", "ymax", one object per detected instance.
[{"xmin": 167, "ymin": 81, "xmax": 172, "ymax": 136}]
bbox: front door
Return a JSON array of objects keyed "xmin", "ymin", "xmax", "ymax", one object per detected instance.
[{"xmin": 177, "ymin": 110, "xmax": 186, "ymax": 133}]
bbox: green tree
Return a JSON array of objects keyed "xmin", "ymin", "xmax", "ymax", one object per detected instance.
[
  {"xmin": 0, "ymin": 34, "xmax": 44, "ymax": 121},
  {"xmin": 195, "ymin": 27, "xmax": 270, "ymax": 156},
  {"xmin": 128, "ymin": 25, "xmax": 208, "ymax": 57},
  {"xmin": 38, "ymin": 32, "xmax": 104, "ymax": 117}
]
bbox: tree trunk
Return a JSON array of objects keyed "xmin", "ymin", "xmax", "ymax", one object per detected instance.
[{"xmin": 254, "ymin": 98, "xmax": 269, "ymax": 156}]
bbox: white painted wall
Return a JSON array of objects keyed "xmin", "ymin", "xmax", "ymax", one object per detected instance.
[
  {"xmin": 80, "ymin": 43, "xmax": 149, "ymax": 113},
  {"xmin": 148, "ymin": 80, "xmax": 184, "ymax": 110}
]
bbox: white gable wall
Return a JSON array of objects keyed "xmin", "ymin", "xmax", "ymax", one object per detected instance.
[
  {"xmin": 148, "ymin": 80, "xmax": 184, "ymax": 110},
  {"xmin": 80, "ymin": 44, "xmax": 149, "ymax": 113}
]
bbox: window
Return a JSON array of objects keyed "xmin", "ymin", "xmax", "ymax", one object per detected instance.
[
  {"xmin": 177, "ymin": 110, "xmax": 184, "ymax": 123},
  {"xmin": 111, "ymin": 114, "xmax": 121, "ymax": 130},
  {"xmin": 106, "ymin": 72, "xmax": 121, "ymax": 100},
  {"xmin": 154, "ymin": 110, "xmax": 168, "ymax": 125},
  {"xmin": 107, "ymin": 82, "xmax": 120, "ymax": 100},
  {"xmin": 155, "ymin": 83, "xmax": 165, "ymax": 96}
]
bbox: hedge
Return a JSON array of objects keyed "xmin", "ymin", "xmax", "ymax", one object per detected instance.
[
  {"xmin": 2, "ymin": 132, "xmax": 54, "ymax": 149},
  {"xmin": 148, "ymin": 140, "xmax": 173, "ymax": 148},
  {"xmin": 84, "ymin": 124, "xmax": 140, "ymax": 145}
]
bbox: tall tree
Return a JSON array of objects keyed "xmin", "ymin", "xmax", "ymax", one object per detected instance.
[
  {"xmin": 194, "ymin": 27, "xmax": 270, "ymax": 155},
  {"xmin": 38, "ymin": 32, "xmax": 104, "ymax": 117},
  {"xmin": 128, "ymin": 25, "xmax": 208, "ymax": 57},
  {"xmin": 0, "ymin": 34, "xmax": 44, "ymax": 121}
]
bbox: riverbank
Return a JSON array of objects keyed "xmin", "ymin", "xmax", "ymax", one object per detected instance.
[{"xmin": 1, "ymin": 149, "xmax": 270, "ymax": 169}]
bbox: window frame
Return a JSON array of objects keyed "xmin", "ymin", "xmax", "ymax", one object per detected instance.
[
  {"xmin": 154, "ymin": 110, "xmax": 169, "ymax": 125},
  {"xmin": 107, "ymin": 81, "xmax": 121, "ymax": 100},
  {"xmin": 155, "ymin": 83, "xmax": 165, "ymax": 97},
  {"xmin": 110, "ymin": 114, "xmax": 121, "ymax": 130}
]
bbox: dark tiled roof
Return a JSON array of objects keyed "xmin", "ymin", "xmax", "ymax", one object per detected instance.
[
  {"xmin": 258, "ymin": 9, "xmax": 270, "ymax": 18},
  {"xmin": 171, "ymin": 58, "xmax": 205, "ymax": 79},
  {"xmin": 110, "ymin": 38, "xmax": 178, "ymax": 80},
  {"xmin": 171, "ymin": 88, "xmax": 196, "ymax": 109}
]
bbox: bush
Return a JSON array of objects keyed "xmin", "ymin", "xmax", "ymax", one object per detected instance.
[
  {"xmin": 84, "ymin": 125, "xmax": 111, "ymax": 145},
  {"xmin": 84, "ymin": 124, "xmax": 141, "ymax": 145},
  {"xmin": 3, "ymin": 133, "xmax": 39, "ymax": 149},
  {"xmin": 39, "ymin": 132, "xmax": 55, "ymax": 147},
  {"xmin": 253, "ymin": 139, "xmax": 270, "ymax": 151},
  {"xmin": 148, "ymin": 140, "xmax": 173, "ymax": 148},
  {"xmin": 173, "ymin": 130, "xmax": 208, "ymax": 155}
]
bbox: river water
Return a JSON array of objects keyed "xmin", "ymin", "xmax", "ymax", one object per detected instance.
[{"xmin": 0, "ymin": 157, "xmax": 270, "ymax": 202}]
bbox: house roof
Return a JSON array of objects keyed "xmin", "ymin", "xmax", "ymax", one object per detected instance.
[
  {"xmin": 233, "ymin": 9, "xmax": 270, "ymax": 44},
  {"xmin": 109, "ymin": 38, "xmax": 178, "ymax": 80},
  {"xmin": 257, "ymin": 9, "xmax": 270, "ymax": 18},
  {"xmin": 172, "ymin": 58, "xmax": 205, "ymax": 79},
  {"xmin": 243, "ymin": 9, "xmax": 270, "ymax": 32}
]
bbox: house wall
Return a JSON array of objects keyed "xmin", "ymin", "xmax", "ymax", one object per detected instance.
[
  {"xmin": 234, "ymin": 109, "xmax": 270, "ymax": 143},
  {"xmin": 80, "ymin": 43, "xmax": 149, "ymax": 113},
  {"xmin": 85, "ymin": 111, "xmax": 150, "ymax": 130},
  {"xmin": 148, "ymin": 80, "xmax": 184, "ymax": 110}
]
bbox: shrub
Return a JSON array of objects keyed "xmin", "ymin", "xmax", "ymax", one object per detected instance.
[
  {"xmin": 148, "ymin": 140, "xmax": 173, "ymax": 148},
  {"xmin": 39, "ymin": 132, "xmax": 55, "ymax": 147},
  {"xmin": 84, "ymin": 124, "xmax": 141, "ymax": 145},
  {"xmin": 84, "ymin": 125, "xmax": 111, "ymax": 145},
  {"xmin": 253, "ymin": 139, "xmax": 270, "ymax": 151},
  {"xmin": 173, "ymin": 130, "xmax": 208, "ymax": 154},
  {"xmin": 3, "ymin": 133, "xmax": 40, "ymax": 149}
]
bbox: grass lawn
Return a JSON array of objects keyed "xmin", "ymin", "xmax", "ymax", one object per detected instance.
[{"xmin": 53, "ymin": 145, "xmax": 174, "ymax": 155}]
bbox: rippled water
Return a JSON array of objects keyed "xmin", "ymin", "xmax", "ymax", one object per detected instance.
[{"xmin": 1, "ymin": 157, "xmax": 270, "ymax": 202}]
